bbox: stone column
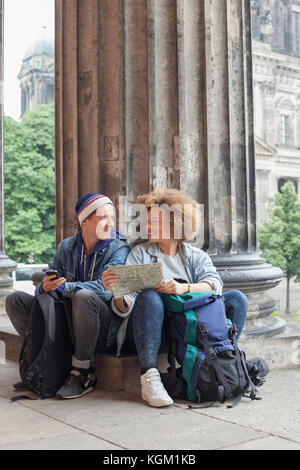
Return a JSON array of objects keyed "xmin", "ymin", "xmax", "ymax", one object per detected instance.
[
  {"xmin": 274, "ymin": 0, "xmax": 284, "ymax": 51},
  {"xmin": 198, "ymin": 0, "xmax": 283, "ymax": 337},
  {"xmin": 56, "ymin": 0, "xmax": 284, "ymax": 337},
  {"xmin": 0, "ymin": 0, "xmax": 17, "ymax": 303},
  {"xmin": 55, "ymin": 0, "xmax": 101, "ymax": 244},
  {"xmin": 287, "ymin": 3, "xmax": 296, "ymax": 54}
]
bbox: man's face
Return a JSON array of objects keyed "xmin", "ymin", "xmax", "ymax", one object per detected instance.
[{"xmin": 83, "ymin": 204, "xmax": 115, "ymax": 240}]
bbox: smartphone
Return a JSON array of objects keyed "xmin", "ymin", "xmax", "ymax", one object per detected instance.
[{"xmin": 45, "ymin": 270, "xmax": 59, "ymax": 280}]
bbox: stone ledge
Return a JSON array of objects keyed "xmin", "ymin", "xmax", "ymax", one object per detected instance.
[
  {"xmin": 0, "ymin": 325, "xmax": 170, "ymax": 393},
  {"xmin": 1, "ymin": 324, "xmax": 299, "ymax": 393}
]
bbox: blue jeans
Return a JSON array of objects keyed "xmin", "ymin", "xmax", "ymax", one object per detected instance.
[{"xmin": 124, "ymin": 289, "xmax": 248, "ymax": 373}]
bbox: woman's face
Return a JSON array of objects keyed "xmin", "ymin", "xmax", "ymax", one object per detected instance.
[{"xmin": 147, "ymin": 206, "xmax": 172, "ymax": 243}]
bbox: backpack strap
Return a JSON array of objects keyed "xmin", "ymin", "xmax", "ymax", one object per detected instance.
[
  {"xmin": 164, "ymin": 311, "xmax": 178, "ymax": 388},
  {"xmin": 229, "ymin": 325, "xmax": 257, "ymax": 401},
  {"xmin": 199, "ymin": 323, "xmax": 232, "ymax": 402}
]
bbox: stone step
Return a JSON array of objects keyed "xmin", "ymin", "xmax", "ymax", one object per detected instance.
[
  {"xmin": 1, "ymin": 323, "xmax": 299, "ymax": 393},
  {"xmin": 0, "ymin": 325, "xmax": 169, "ymax": 393},
  {"xmin": 239, "ymin": 326, "xmax": 300, "ymax": 370}
]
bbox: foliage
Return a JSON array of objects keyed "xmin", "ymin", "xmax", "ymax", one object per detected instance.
[
  {"xmin": 4, "ymin": 104, "xmax": 56, "ymax": 263},
  {"xmin": 258, "ymin": 181, "xmax": 300, "ymax": 282}
]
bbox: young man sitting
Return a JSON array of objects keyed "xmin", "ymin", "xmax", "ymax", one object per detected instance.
[{"xmin": 5, "ymin": 193, "xmax": 129, "ymax": 399}]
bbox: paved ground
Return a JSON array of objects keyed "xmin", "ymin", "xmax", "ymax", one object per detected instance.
[{"xmin": 0, "ymin": 360, "xmax": 299, "ymax": 450}]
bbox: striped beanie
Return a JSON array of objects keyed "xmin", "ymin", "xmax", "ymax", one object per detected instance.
[{"xmin": 75, "ymin": 193, "xmax": 113, "ymax": 226}]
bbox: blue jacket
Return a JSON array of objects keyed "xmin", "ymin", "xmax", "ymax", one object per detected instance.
[
  {"xmin": 36, "ymin": 235, "xmax": 129, "ymax": 300},
  {"xmin": 35, "ymin": 235, "xmax": 130, "ymax": 349}
]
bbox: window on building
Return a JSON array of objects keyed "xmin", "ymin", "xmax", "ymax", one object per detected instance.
[
  {"xmin": 280, "ymin": 114, "xmax": 289, "ymax": 145},
  {"xmin": 278, "ymin": 178, "xmax": 298, "ymax": 194}
]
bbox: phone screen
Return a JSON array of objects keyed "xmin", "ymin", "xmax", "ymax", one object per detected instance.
[{"xmin": 46, "ymin": 270, "xmax": 59, "ymax": 279}]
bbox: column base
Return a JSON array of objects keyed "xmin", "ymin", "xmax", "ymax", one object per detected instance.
[
  {"xmin": 0, "ymin": 254, "xmax": 17, "ymax": 301},
  {"xmin": 212, "ymin": 253, "xmax": 285, "ymax": 338}
]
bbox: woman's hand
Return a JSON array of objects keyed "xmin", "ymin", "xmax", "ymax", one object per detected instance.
[
  {"xmin": 155, "ymin": 279, "xmax": 188, "ymax": 295},
  {"xmin": 102, "ymin": 270, "xmax": 119, "ymax": 291}
]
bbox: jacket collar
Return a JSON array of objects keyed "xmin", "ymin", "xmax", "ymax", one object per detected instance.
[
  {"xmin": 65, "ymin": 231, "xmax": 122, "ymax": 253},
  {"xmin": 145, "ymin": 241, "xmax": 192, "ymax": 259}
]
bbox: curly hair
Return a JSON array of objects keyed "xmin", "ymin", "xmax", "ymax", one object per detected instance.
[{"xmin": 136, "ymin": 187, "xmax": 201, "ymax": 242}]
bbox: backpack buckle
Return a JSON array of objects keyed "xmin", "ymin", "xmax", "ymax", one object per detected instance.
[
  {"xmin": 199, "ymin": 324, "xmax": 208, "ymax": 336},
  {"xmin": 229, "ymin": 323, "xmax": 237, "ymax": 338},
  {"xmin": 209, "ymin": 348, "xmax": 217, "ymax": 360}
]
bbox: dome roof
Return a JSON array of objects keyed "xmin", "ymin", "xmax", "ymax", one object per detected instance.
[{"xmin": 23, "ymin": 38, "xmax": 54, "ymax": 61}]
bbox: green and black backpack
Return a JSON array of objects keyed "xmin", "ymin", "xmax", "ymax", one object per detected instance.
[{"xmin": 160, "ymin": 291, "xmax": 268, "ymax": 408}]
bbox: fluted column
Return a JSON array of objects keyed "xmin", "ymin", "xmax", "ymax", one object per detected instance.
[
  {"xmin": 56, "ymin": 0, "xmax": 284, "ymax": 337},
  {"xmin": 202, "ymin": 0, "xmax": 283, "ymax": 336},
  {"xmin": 55, "ymin": 0, "xmax": 100, "ymax": 243},
  {"xmin": 0, "ymin": 0, "xmax": 17, "ymax": 302}
]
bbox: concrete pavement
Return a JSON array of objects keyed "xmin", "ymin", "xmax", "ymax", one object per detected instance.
[{"xmin": 0, "ymin": 360, "xmax": 299, "ymax": 450}]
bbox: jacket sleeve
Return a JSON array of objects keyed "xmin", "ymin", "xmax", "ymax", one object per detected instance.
[
  {"xmin": 110, "ymin": 245, "xmax": 143, "ymax": 318},
  {"xmin": 62, "ymin": 244, "xmax": 130, "ymax": 301},
  {"xmin": 35, "ymin": 241, "xmax": 66, "ymax": 297},
  {"xmin": 192, "ymin": 250, "xmax": 223, "ymax": 295}
]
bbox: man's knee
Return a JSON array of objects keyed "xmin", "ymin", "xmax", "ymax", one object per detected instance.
[
  {"xmin": 71, "ymin": 289, "xmax": 107, "ymax": 317},
  {"xmin": 5, "ymin": 291, "xmax": 30, "ymax": 314},
  {"xmin": 5, "ymin": 291, "xmax": 16, "ymax": 313},
  {"xmin": 72, "ymin": 288, "xmax": 97, "ymax": 305}
]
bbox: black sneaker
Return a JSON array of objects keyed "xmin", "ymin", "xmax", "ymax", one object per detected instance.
[
  {"xmin": 13, "ymin": 381, "xmax": 29, "ymax": 391},
  {"xmin": 55, "ymin": 369, "xmax": 97, "ymax": 399}
]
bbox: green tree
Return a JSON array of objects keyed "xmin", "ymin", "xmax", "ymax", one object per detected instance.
[
  {"xmin": 4, "ymin": 104, "xmax": 56, "ymax": 264},
  {"xmin": 258, "ymin": 181, "xmax": 300, "ymax": 313}
]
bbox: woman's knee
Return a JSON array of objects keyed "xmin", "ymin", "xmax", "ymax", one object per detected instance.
[
  {"xmin": 136, "ymin": 289, "xmax": 164, "ymax": 311},
  {"xmin": 223, "ymin": 289, "xmax": 248, "ymax": 312}
]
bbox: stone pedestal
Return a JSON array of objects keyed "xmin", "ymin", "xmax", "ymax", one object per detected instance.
[{"xmin": 215, "ymin": 254, "xmax": 284, "ymax": 337}]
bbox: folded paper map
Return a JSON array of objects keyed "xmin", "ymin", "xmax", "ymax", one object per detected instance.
[{"xmin": 107, "ymin": 263, "xmax": 163, "ymax": 298}]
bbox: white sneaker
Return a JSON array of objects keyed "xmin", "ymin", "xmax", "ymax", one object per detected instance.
[{"xmin": 141, "ymin": 368, "xmax": 173, "ymax": 407}]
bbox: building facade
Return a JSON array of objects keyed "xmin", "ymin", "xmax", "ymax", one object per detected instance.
[
  {"xmin": 251, "ymin": 0, "xmax": 300, "ymax": 222},
  {"xmin": 18, "ymin": 38, "xmax": 54, "ymax": 118}
]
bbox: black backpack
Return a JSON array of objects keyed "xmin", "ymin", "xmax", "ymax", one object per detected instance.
[
  {"xmin": 159, "ymin": 291, "xmax": 269, "ymax": 408},
  {"xmin": 15, "ymin": 292, "xmax": 73, "ymax": 399}
]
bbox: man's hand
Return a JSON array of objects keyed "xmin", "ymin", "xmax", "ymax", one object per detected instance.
[
  {"xmin": 155, "ymin": 279, "xmax": 188, "ymax": 295},
  {"xmin": 102, "ymin": 270, "xmax": 132, "ymax": 313},
  {"xmin": 102, "ymin": 270, "xmax": 119, "ymax": 292},
  {"xmin": 42, "ymin": 275, "xmax": 66, "ymax": 293}
]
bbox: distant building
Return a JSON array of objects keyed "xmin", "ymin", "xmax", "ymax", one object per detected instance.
[
  {"xmin": 18, "ymin": 38, "xmax": 54, "ymax": 118},
  {"xmin": 251, "ymin": 0, "xmax": 300, "ymax": 222}
]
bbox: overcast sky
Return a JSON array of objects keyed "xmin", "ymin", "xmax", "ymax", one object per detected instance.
[{"xmin": 4, "ymin": 0, "xmax": 55, "ymax": 120}]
